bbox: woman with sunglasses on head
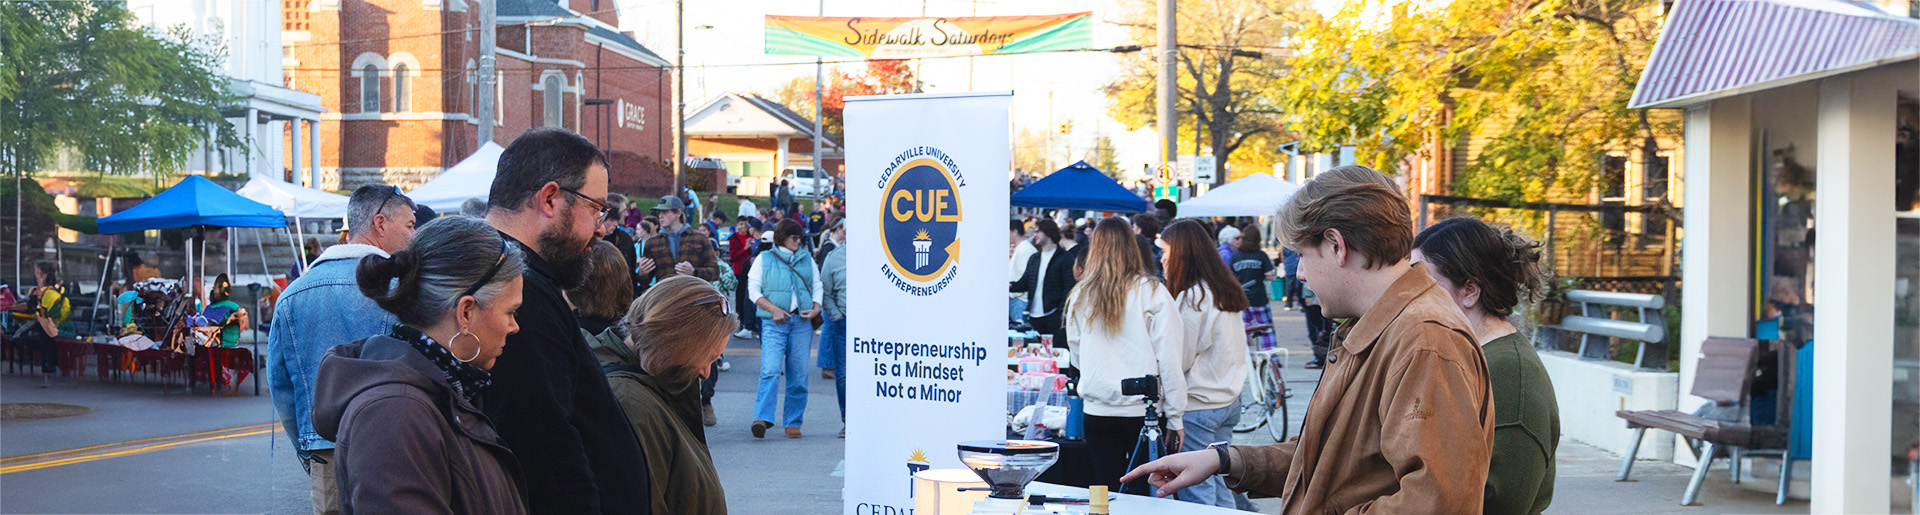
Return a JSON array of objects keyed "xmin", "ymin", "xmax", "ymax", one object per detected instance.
[
  {"xmin": 1410, "ymin": 217, "xmax": 1560, "ymax": 515},
  {"xmin": 312, "ymin": 216, "xmax": 529, "ymax": 514},
  {"xmin": 598, "ymin": 275, "xmax": 736, "ymax": 514}
]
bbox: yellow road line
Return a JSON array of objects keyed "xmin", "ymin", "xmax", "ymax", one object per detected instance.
[
  {"xmin": 0, "ymin": 422, "xmax": 277, "ymax": 463},
  {"xmin": 1, "ymin": 426, "xmax": 278, "ymax": 474}
]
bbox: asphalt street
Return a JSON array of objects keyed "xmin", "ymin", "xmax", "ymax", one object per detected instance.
[{"xmin": 0, "ymin": 306, "xmax": 1807, "ymax": 514}]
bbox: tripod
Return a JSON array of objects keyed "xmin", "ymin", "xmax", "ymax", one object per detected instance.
[{"xmin": 1121, "ymin": 398, "xmax": 1172, "ymax": 496}]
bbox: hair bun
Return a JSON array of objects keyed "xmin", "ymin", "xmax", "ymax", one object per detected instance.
[{"xmin": 356, "ymin": 250, "xmax": 423, "ymax": 313}]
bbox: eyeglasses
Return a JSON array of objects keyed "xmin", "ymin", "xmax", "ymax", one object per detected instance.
[
  {"xmin": 559, "ymin": 187, "xmax": 613, "ymax": 222},
  {"xmin": 692, "ymin": 294, "xmax": 730, "ymax": 316}
]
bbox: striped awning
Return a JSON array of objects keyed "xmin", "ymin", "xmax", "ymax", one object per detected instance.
[{"xmin": 1630, "ymin": 0, "xmax": 1920, "ymax": 109}]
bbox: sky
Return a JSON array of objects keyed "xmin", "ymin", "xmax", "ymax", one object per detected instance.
[{"xmin": 614, "ymin": 0, "xmax": 1361, "ymax": 180}]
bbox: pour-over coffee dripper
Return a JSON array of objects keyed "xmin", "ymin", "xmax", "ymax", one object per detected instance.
[{"xmin": 957, "ymin": 440, "xmax": 1060, "ymax": 514}]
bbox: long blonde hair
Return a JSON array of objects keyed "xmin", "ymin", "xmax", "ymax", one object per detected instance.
[
  {"xmin": 621, "ymin": 276, "xmax": 738, "ymax": 382},
  {"xmin": 1070, "ymin": 217, "xmax": 1153, "ymax": 334}
]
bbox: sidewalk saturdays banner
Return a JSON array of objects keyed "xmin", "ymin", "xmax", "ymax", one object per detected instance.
[
  {"xmin": 766, "ymin": 13, "xmax": 1092, "ymax": 58},
  {"xmin": 843, "ymin": 92, "xmax": 1011, "ymax": 515}
]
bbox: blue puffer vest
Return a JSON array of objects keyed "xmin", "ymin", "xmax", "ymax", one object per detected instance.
[{"xmin": 755, "ymin": 247, "xmax": 815, "ymax": 319}]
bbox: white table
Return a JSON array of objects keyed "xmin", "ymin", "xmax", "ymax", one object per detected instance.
[{"xmin": 1026, "ymin": 482, "xmax": 1249, "ymax": 514}]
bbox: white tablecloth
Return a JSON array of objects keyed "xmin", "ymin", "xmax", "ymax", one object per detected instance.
[{"xmin": 1026, "ymin": 482, "xmax": 1249, "ymax": 514}]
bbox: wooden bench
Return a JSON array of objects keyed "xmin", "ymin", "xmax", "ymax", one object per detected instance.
[{"xmin": 1616, "ymin": 337, "xmax": 1789, "ymax": 506}]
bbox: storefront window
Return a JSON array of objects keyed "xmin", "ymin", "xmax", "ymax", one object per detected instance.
[{"xmin": 1891, "ymin": 94, "xmax": 1918, "ymax": 511}]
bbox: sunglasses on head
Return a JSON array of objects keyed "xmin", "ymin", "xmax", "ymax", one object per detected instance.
[{"xmin": 691, "ymin": 294, "xmax": 730, "ymax": 316}]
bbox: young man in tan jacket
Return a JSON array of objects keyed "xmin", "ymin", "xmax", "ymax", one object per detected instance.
[{"xmin": 1123, "ymin": 165, "xmax": 1495, "ymax": 514}]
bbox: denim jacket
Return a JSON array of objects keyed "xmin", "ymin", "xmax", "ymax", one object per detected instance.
[{"xmin": 267, "ymin": 244, "xmax": 398, "ymax": 452}]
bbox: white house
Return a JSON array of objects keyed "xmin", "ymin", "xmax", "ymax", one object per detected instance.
[
  {"xmin": 1632, "ymin": 0, "xmax": 1920, "ymax": 511},
  {"xmin": 127, "ymin": 0, "xmax": 324, "ymax": 185}
]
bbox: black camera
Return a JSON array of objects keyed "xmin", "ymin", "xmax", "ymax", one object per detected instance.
[{"xmin": 1120, "ymin": 375, "xmax": 1159, "ymax": 401}]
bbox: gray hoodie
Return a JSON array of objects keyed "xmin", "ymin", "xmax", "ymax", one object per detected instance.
[{"xmin": 312, "ymin": 335, "xmax": 528, "ymax": 514}]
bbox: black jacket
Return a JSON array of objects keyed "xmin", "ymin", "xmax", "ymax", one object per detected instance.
[
  {"xmin": 484, "ymin": 234, "xmax": 653, "ymax": 514},
  {"xmin": 1010, "ymin": 245, "xmax": 1077, "ymax": 319}
]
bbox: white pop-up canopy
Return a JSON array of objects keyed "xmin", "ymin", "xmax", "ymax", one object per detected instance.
[
  {"xmin": 236, "ymin": 176, "xmax": 350, "ymax": 219},
  {"xmin": 1177, "ymin": 172, "xmax": 1301, "ymax": 217},
  {"xmin": 408, "ymin": 141, "xmax": 505, "ymax": 212}
]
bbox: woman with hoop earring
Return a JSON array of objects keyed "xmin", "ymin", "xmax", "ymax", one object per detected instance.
[{"xmin": 312, "ymin": 216, "xmax": 532, "ymax": 514}]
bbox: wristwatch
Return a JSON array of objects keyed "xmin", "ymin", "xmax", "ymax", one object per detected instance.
[{"xmin": 1208, "ymin": 441, "xmax": 1232, "ymax": 476}]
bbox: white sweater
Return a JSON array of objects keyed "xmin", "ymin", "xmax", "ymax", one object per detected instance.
[
  {"xmin": 1066, "ymin": 277, "xmax": 1189, "ymax": 430},
  {"xmin": 1173, "ymin": 284, "xmax": 1247, "ymax": 411}
]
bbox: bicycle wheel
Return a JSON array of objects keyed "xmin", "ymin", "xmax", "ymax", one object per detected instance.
[
  {"xmin": 1265, "ymin": 361, "xmax": 1290, "ymax": 442},
  {"xmin": 1233, "ymin": 354, "xmax": 1267, "ymax": 433}
]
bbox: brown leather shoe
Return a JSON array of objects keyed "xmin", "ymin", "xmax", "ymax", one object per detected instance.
[
  {"xmin": 785, "ymin": 427, "xmax": 802, "ymax": 439},
  {"xmin": 702, "ymin": 405, "xmax": 717, "ymax": 427},
  {"xmin": 751, "ymin": 420, "xmax": 772, "ymax": 439}
]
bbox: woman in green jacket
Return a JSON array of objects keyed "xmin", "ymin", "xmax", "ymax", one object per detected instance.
[
  {"xmin": 598, "ymin": 274, "xmax": 735, "ymax": 514},
  {"xmin": 1411, "ymin": 217, "xmax": 1561, "ymax": 515}
]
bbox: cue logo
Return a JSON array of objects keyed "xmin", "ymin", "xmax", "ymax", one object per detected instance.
[{"xmin": 876, "ymin": 145, "xmax": 966, "ymax": 296}]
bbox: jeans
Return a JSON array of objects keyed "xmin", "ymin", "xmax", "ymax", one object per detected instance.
[
  {"xmin": 816, "ymin": 317, "xmax": 848, "ymax": 422},
  {"xmin": 1008, "ymin": 298, "xmax": 1028, "ymax": 324},
  {"xmin": 1175, "ymin": 399, "xmax": 1247, "ymax": 508},
  {"xmin": 755, "ymin": 317, "xmax": 812, "ymax": 428}
]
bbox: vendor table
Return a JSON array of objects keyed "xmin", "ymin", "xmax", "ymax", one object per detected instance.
[{"xmin": 1027, "ymin": 482, "xmax": 1248, "ymax": 514}]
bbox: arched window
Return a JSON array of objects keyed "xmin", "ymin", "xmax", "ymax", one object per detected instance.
[
  {"xmin": 360, "ymin": 64, "xmax": 380, "ymax": 112},
  {"xmin": 542, "ymin": 75, "xmax": 563, "ymax": 127},
  {"xmin": 393, "ymin": 64, "xmax": 411, "ymax": 112}
]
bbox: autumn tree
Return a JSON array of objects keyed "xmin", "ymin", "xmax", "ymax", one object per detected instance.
[
  {"xmin": 1282, "ymin": 0, "xmax": 1675, "ymax": 202},
  {"xmin": 768, "ymin": 59, "xmax": 917, "ymax": 141},
  {"xmin": 1104, "ymin": 0, "xmax": 1312, "ymax": 185}
]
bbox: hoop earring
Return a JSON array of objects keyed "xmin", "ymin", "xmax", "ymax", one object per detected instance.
[{"xmin": 448, "ymin": 331, "xmax": 484, "ymax": 363}]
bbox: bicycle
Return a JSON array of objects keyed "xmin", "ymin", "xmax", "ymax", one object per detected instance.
[{"xmin": 1233, "ymin": 323, "xmax": 1292, "ymax": 442}]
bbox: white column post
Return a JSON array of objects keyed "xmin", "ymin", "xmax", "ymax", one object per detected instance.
[
  {"xmin": 308, "ymin": 119, "xmax": 321, "ymax": 190},
  {"xmin": 246, "ymin": 108, "xmax": 260, "ymax": 176},
  {"xmin": 776, "ymin": 135, "xmax": 791, "ymax": 173},
  {"xmin": 1676, "ymin": 96, "xmax": 1752, "ymax": 466},
  {"xmin": 1810, "ymin": 71, "xmax": 1897, "ymax": 513},
  {"xmin": 291, "ymin": 117, "xmax": 305, "ymax": 186}
]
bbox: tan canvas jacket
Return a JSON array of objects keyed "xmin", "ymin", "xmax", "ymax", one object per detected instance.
[{"xmin": 1226, "ymin": 263, "xmax": 1495, "ymax": 514}]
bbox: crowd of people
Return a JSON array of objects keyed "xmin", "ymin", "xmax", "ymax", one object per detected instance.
[
  {"xmin": 1003, "ymin": 165, "xmax": 1562, "ymax": 514},
  {"xmin": 247, "ymin": 123, "xmax": 1560, "ymax": 514},
  {"xmin": 266, "ymin": 127, "xmax": 849, "ymax": 515}
]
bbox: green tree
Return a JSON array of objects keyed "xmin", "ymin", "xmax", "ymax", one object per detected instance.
[
  {"xmin": 1, "ymin": 0, "xmax": 241, "ymax": 177},
  {"xmin": 1104, "ymin": 0, "xmax": 1311, "ymax": 185},
  {"xmin": 1084, "ymin": 136, "xmax": 1124, "ymax": 180},
  {"xmin": 1281, "ymin": 0, "xmax": 1675, "ymax": 202}
]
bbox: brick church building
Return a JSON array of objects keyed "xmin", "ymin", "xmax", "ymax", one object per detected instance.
[{"xmin": 283, "ymin": 0, "xmax": 674, "ymax": 194}]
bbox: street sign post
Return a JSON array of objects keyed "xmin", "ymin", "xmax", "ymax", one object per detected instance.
[{"xmin": 1194, "ymin": 154, "xmax": 1216, "ymax": 183}]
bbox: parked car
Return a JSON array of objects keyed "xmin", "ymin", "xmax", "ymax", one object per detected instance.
[{"xmin": 778, "ymin": 168, "xmax": 833, "ymax": 200}]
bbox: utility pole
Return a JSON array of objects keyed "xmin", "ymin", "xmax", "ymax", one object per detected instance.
[
  {"xmin": 673, "ymin": 0, "xmax": 687, "ymax": 193},
  {"xmin": 1155, "ymin": 0, "xmax": 1177, "ymax": 166},
  {"xmin": 476, "ymin": 0, "xmax": 496, "ymax": 147},
  {"xmin": 812, "ymin": 0, "xmax": 825, "ymax": 211}
]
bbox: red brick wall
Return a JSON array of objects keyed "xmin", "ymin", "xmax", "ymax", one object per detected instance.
[{"xmin": 289, "ymin": 0, "xmax": 672, "ymax": 190}]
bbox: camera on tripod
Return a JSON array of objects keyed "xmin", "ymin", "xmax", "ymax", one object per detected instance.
[{"xmin": 1120, "ymin": 375, "xmax": 1159, "ymax": 401}]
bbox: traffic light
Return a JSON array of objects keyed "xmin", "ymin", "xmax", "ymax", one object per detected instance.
[{"xmin": 1056, "ymin": 120, "xmax": 1073, "ymax": 135}]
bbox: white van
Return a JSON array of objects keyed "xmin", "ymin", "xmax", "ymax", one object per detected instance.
[{"xmin": 777, "ymin": 168, "xmax": 833, "ymax": 200}]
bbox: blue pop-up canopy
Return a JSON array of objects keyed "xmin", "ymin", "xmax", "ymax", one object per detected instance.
[
  {"xmin": 1010, "ymin": 161, "xmax": 1149, "ymax": 213},
  {"xmin": 99, "ymin": 175, "xmax": 287, "ymax": 233}
]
